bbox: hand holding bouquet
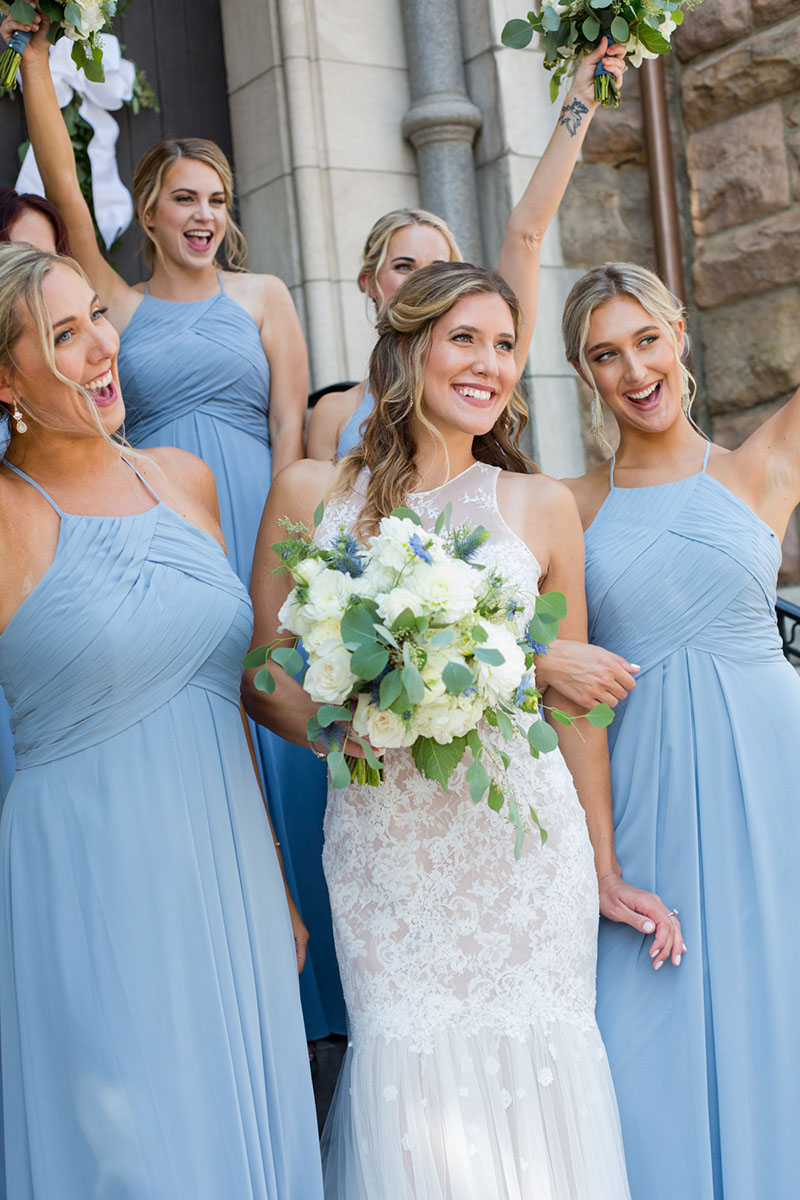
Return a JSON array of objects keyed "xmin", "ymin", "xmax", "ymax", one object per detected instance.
[
  {"xmin": 247, "ymin": 504, "xmax": 613, "ymax": 858},
  {"xmin": 502, "ymin": 1, "xmax": 702, "ymax": 107},
  {"xmin": 1, "ymin": 1, "xmax": 116, "ymax": 90}
]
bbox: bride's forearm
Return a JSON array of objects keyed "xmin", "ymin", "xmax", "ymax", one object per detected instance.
[{"xmin": 241, "ymin": 670, "xmax": 319, "ymax": 749}]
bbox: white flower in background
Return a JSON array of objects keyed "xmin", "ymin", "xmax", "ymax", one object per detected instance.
[
  {"xmin": 304, "ymin": 568, "xmax": 356, "ymax": 622},
  {"xmin": 406, "ymin": 559, "xmax": 478, "ymax": 624},
  {"xmin": 353, "ymin": 695, "xmax": 415, "ymax": 749},
  {"xmin": 472, "ymin": 621, "xmax": 527, "ymax": 705},
  {"xmin": 64, "ymin": 0, "xmax": 108, "ymax": 39},
  {"xmin": 375, "ymin": 586, "xmax": 425, "ymax": 627},
  {"xmin": 304, "ymin": 640, "xmax": 357, "ymax": 704},
  {"xmin": 303, "ymin": 616, "xmax": 344, "ymax": 654},
  {"xmin": 277, "ymin": 589, "xmax": 313, "ymax": 637}
]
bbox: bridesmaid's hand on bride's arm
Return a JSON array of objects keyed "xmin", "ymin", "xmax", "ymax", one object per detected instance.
[
  {"xmin": 598, "ymin": 872, "xmax": 686, "ymax": 971},
  {"xmin": 534, "ymin": 639, "xmax": 639, "ymax": 709}
]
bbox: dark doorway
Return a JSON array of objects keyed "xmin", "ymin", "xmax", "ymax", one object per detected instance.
[{"xmin": 0, "ymin": 0, "xmax": 233, "ymax": 283}]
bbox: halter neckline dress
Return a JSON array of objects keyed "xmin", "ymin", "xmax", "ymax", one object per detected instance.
[
  {"xmin": 0, "ymin": 458, "xmax": 323, "ymax": 1198},
  {"xmin": 585, "ymin": 442, "xmax": 800, "ymax": 1199}
]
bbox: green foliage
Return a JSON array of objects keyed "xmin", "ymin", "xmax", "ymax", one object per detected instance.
[
  {"xmin": 379, "ymin": 669, "xmax": 403, "ymax": 710},
  {"xmin": 412, "ymin": 735, "xmax": 468, "ymax": 791},
  {"xmin": 587, "ymin": 702, "xmax": 615, "ymax": 728},
  {"xmin": 389, "ymin": 507, "xmax": 422, "ymax": 526},
  {"xmin": 327, "ymin": 750, "xmax": 352, "ymax": 790},
  {"xmin": 443, "ymin": 661, "xmax": 474, "ymax": 695},
  {"xmin": 316, "ymin": 704, "xmax": 353, "ymax": 727},
  {"xmin": 401, "ymin": 663, "xmax": 425, "ymax": 704},
  {"xmin": 466, "ymin": 757, "xmax": 490, "ymax": 804},
  {"xmin": 271, "ymin": 645, "xmax": 304, "ymax": 676},
  {"xmin": 527, "ymin": 719, "xmax": 559, "ymax": 755},
  {"xmin": 351, "ymin": 643, "xmax": 389, "ymax": 680},
  {"xmin": 242, "ymin": 644, "xmax": 269, "ymax": 669},
  {"xmin": 253, "ymin": 666, "xmax": 275, "ymax": 694}
]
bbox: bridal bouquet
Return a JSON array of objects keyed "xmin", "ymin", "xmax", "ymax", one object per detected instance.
[
  {"xmin": 1, "ymin": 0, "xmax": 116, "ymax": 89},
  {"xmin": 247, "ymin": 503, "xmax": 612, "ymax": 857},
  {"xmin": 502, "ymin": 1, "xmax": 702, "ymax": 107}
]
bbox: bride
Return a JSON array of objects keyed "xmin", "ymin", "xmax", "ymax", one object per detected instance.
[{"xmin": 243, "ymin": 262, "xmax": 681, "ymax": 1199}]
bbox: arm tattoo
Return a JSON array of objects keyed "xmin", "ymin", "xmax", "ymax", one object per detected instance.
[{"xmin": 558, "ymin": 97, "xmax": 589, "ymax": 137}]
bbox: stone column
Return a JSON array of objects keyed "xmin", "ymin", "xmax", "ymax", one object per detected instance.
[{"xmin": 400, "ymin": 0, "xmax": 484, "ymax": 263}]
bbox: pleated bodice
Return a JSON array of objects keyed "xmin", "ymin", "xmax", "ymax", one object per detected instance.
[
  {"xmin": 119, "ymin": 284, "xmax": 270, "ymax": 449},
  {"xmin": 0, "ymin": 492, "xmax": 252, "ymax": 770},
  {"xmin": 586, "ymin": 470, "xmax": 784, "ymax": 677}
]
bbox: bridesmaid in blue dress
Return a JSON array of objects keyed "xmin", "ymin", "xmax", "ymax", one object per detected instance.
[
  {"xmin": 560, "ymin": 262, "xmax": 800, "ymax": 1199},
  {"xmin": 0, "ymin": 242, "xmax": 322, "ymax": 1198},
  {"xmin": 16, "ymin": 18, "xmax": 346, "ymax": 1044}
]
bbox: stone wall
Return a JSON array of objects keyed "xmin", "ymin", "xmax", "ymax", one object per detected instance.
[{"xmin": 559, "ymin": 0, "xmax": 800, "ymax": 580}]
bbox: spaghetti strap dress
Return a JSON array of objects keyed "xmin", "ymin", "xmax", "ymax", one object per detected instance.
[
  {"xmin": 584, "ymin": 442, "xmax": 800, "ymax": 1200},
  {"xmin": 337, "ymin": 382, "xmax": 375, "ymax": 459},
  {"xmin": 118, "ymin": 279, "xmax": 345, "ymax": 1040},
  {"xmin": 0, "ymin": 460, "xmax": 323, "ymax": 1199}
]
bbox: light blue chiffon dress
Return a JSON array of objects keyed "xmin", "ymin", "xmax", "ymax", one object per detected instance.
[
  {"xmin": 0, "ymin": 422, "xmax": 14, "ymax": 805},
  {"xmin": 0, "ymin": 460, "xmax": 323, "ymax": 1199},
  {"xmin": 118, "ymin": 280, "xmax": 346, "ymax": 1040},
  {"xmin": 336, "ymin": 383, "xmax": 374, "ymax": 458},
  {"xmin": 585, "ymin": 443, "xmax": 800, "ymax": 1200}
]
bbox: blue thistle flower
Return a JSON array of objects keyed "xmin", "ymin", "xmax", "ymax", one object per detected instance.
[
  {"xmin": 328, "ymin": 530, "xmax": 366, "ymax": 577},
  {"xmin": 409, "ymin": 531, "xmax": 433, "ymax": 564},
  {"xmin": 450, "ymin": 523, "xmax": 490, "ymax": 562},
  {"xmin": 525, "ymin": 632, "xmax": 549, "ymax": 656}
]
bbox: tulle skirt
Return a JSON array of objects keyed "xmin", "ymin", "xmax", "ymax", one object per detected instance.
[{"xmin": 321, "ymin": 1019, "xmax": 630, "ymax": 1199}]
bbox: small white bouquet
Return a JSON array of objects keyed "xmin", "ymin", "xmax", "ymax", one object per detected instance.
[
  {"xmin": 1, "ymin": 0, "xmax": 116, "ymax": 89},
  {"xmin": 248, "ymin": 503, "xmax": 612, "ymax": 857},
  {"xmin": 502, "ymin": 1, "xmax": 702, "ymax": 107}
]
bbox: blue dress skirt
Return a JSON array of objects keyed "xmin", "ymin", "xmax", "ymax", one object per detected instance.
[
  {"xmin": 584, "ymin": 445, "xmax": 800, "ymax": 1199},
  {"xmin": 118, "ymin": 281, "xmax": 345, "ymax": 1040},
  {"xmin": 0, "ymin": 461, "xmax": 322, "ymax": 1198}
]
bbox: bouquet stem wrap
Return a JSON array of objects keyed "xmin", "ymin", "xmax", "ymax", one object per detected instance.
[{"xmin": 0, "ymin": 26, "xmax": 31, "ymax": 87}]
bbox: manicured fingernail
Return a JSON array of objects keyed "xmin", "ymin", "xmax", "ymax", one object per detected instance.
[
  {"xmin": 674, "ymin": 954, "xmax": 681, "ymax": 966},
  {"xmin": 654, "ymin": 960, "xmax": 663, "ymax": 970},
  {"xmin": 630, "ymin": 664, "xmax": 641, "ymax": 671},
  {"xmin": 650, "ymin": 945, "xmax": 658, "ymax": 957},
  {"xmin": 643, "ymin": 920, "xmax": 655, "ymax": 933},
  {"xmin": 682, "ymin": 943, "xmax": 687, "ymax": 952}
]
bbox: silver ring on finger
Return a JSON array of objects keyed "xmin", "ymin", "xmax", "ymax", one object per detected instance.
[{"xmin": 667, "ymin": 909, "xmax": 679, "ymax": 918}]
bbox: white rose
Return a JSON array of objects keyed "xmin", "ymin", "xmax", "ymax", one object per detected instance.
[
  {"xmin": 472, "ymin": 621, "xmax": 527, "ymax": 705},
  {"xmin": 376, "ymin": 586, "xmax": 425, "ymax": 627},
  {"xmin": 303, "ymin": 617, "xmax": 343, "ymax": 653},
  {"xmin": 278, "ymin": 588, "xmax": 313, "ymax": 637},
  {"xmin": 295, "ymin": 556, "xmax": 325, "ymax": 584},
  {"xmin": 413, "ymin": 693, "xmax": 483, "ymax": 743},
  {"xmin": 304, "ymin": 640, "xmax": 357, "ymax": 704},
  {"xmin": 406, "ymin": 560, "xmax": 479, "ymax": 624},
  {"xmin": 352, "ymin": 694, "xmax": 415, "ymax": 749},
  {"xmin": 304, "ymin": 568, "xmax": 356, "ymax": 622}
]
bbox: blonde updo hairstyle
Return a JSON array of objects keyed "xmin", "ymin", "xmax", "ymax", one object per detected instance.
[
  {"xmin": 359, "ymin": 208, "xmax": 463, "ymax": 317},
  {"xmin": 562, "ymin": 262, "xmax": 697, "ymax": 435},
  {"xmin": 0, "ymin": 243, "xmax": 127, "ymax": 449},
  {"xmin": 133, "ymin": 138, "xmax": 247, "ymax": 272},
  {"xmin": 335, "ymin": 261, "xmax": 535, "ymax": 538}
]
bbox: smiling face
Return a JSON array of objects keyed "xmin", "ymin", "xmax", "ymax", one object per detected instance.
[
  {"xmin": 144, "ymin": 158, "xmax": 228, "ymax": 269},
  {"xmin": 7, "ymin": 208, "xmax": 58, "ymax": 254},
  {"xmin": 5, "ymin": 263, "xmax": 123, "ymax": 437},
  {"xmin": 419, "ymin": 292, "xmax": 518, "ymax": 442},
  {"xmin": 584, "ymin": 296, "xmax": 685, "ymax": 436},
  {"xmin": 365, "ymin": 224, "xmax": 454, "ymax": 312}
]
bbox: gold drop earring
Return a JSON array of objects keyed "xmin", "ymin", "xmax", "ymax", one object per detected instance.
[{"xmin": 12, "ymin": 404, "xmax": 27, "ymax": 434}]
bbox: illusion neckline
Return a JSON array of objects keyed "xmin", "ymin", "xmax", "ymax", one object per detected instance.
[{"xmin": 410, "ymin": 460, "xmax": 484, "ymax": 498}]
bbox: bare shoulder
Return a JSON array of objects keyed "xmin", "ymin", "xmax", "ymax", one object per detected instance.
[
  {"xmin": 561, "ymin": 461, "xmax": 610, "ymax": 529},
  {"xmin": 224, "ymin": 270, "xmax": 295, "ymax": 318},
  {"xmin": 139, "ymin": 444, "xmax": 215, "ymax": 492},
  {"xmin": 271, "ymin": 457, "xmax": 337, "ymax": 516},
  {"xmin": 498, "ymin": 468, "xmax": 581, "ymax": 523}
]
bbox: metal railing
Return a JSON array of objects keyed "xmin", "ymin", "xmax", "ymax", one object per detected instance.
[{"xmin": 777, "ymin": 596, "xmax": 800, "ymax": 666}]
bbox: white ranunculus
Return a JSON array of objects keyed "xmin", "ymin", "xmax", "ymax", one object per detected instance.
[
  {"xmin": 352, "ymin": 694, "xmax": 415, "ymax": 749},
  {"xmin": 472, "ymin": 621, "xmax": 527, "ymax": 705},
  {"xmin": 304, "ymin": 640, "xmax": 357, "ymax": 704},
  {"xmin": 376, "ymin": 586, "xmax": 425, "ymax": 627},
  {"xmin": 406, "ymin": 559, "xmax": 479, "ymax": 624},
  {"xmin": 304, "ymin": 568, "xmax": 357, "ymax": 622},
  {"xmin": 303, "ymin": 616, "xmax": 343, "ymax": 654},
  {"xmin": 413, "ymin": 692, "xmax": 483, "ymax": 743},
  {"xmin": 278, "ymin": 589, "xmax": 313, "ymax": 637}
]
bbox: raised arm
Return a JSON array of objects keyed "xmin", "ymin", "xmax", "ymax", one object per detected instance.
[
  {"xmin": 17, "ymin": 12, "xmax": 134, "ymax": 324},
  {"xmin": 523, "ymin": 478, "xmax": 683, "ymax": 969},
  {"xmin": 256, "ymin": 276, "xmax": 309, "ymax": 477},
  {"xmin": 499, "ymin": 38, "xmax": 626, "ymax": 370},
  {"xmin": 731, "ymin": 384, "xmax": 800, "ymax": 536},
  {"xmin": 242, "ymin": 458, "xmax": 335, "ymax": 743}
]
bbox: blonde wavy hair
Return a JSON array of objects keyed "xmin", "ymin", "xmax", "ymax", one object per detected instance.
[
  {"xmin": 359, "ymin": 207, "xmax": 463, "ymax": 316},
  {"xmin": 133, "ymin": 138, "xmax": 247, "ymax": 273},
  {"xmin": 334, "ymin": 262, "xmax": 536, "ymax": 538},
  {"xmin": 562, "ymin": 262, "xmax": 698, "ymax": 421},
  {"xmin": 0, "ymin": 243, "xmax": 130, "ymax": 451}
]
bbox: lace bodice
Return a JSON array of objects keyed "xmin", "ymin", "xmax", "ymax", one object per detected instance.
[{"xmin": 318, "ymin": 463, "xmax": 600, "ymax": 1053}]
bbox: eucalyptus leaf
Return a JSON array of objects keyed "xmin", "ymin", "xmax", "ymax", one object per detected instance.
[
  {"xmin": 526, "ymin": 613, "xmax": 559, "ymax": 646},
  {"xmin": 411, "ymin": 735, "xmax": 468, "ymax": 790},
  {"xmin": 391, "ymin": 608, "xmax": 418, "ymax": 635},
  {"xmin": 428, "ymin": 628, "xmax": 454, "ymax": 647},
  {"xmin": 474, "ymin": 647, "xmax": 505, "ymax": 666},
  {"xmin": 317, "ymin": 704, "xmax": 353, "ymax": 728},
  {"xmin": 9, "ymin": 1, "xmax": 35, "ymax": 20},
  {"xmin": 443, "ymin": 661, "xmax": 474, "ymax": 695},
  {"xmin": 379, "ymin": 669, "xmax": 403, "ymax": 710},
  {"xmin": 550, "ymin": 709, "xmax": 573, "ymax": 727},
  {"xmin": 374, "ymin": 623, "xmax": 399, "ymax": 649},
  {"xmin": 582, "ymin": 16, "xmax": 600, "ymax": 41},
  {"xmin": 271, "ymin": 645, "xmax": 304, "ymax": 676},
  {"xmin": 313, "ymin": 499, "xmax": 325, "ymax": 527},
  {"xmin": 471, "ymin": 624, "xmax": 488, "ymax": 643},
  {"xmin": 389, "ymin": 507, "xmax": 422, "ymax": 526},
  {"xmin": 536, "ymin": 591, "xmax": 567, "ymax": 620},
  {"xmin": 610, "ymin": 15, "xmax": 630, "ymax": 41},
  {"xmin": 487, "ymin": 781, "xmax": 504, "ymax": 812},
  {"xmin": 591, "ymin": 0, "xmax": 613, "ymax": 6},
  {"xmin": 501, "ymin": 18, "xmax": 534, "ymax": 48},
  {"xmin": 586, "ymin": 702, "xmax": 615, "ymax": 728},
  {"xmin": 242, "ymin": 645, "xmax": 270, "ymax": 669},
  {"xmin": 466, "ymin": 758, "xmax": 491, "ymax": 805},
  {"xmin": 402, "ymin": 663, "xmax": 426, "ymax": 705},
  {"xmin": 496, "ymin": 709, "xmax": 514, "ymax": 741},
  {"xmin": 327, "ymin": 751, "xmax": 352, "ymax": 790},
  {"xmin": 341, "ymin": 602, "xmax": 378, "ymax": 649},
  {"xmin": 527, "ymin": 719, "xmax": 559, "ymax": 754},
  {"xmin": 466, "ymin": 728, "xmax": 482, "ymax": 759},
  {"xmin": 353, "ymin": 736, "xmax": 382, "ymax": 772},
  {"xmin": 541, "ymin": 5, "xmax": 561, "ymax": 32},
  {"xmin": 351, "ymin": 643, "xmax": 389, "ymax": 681},
  {"xmin": 254, "ymin": 666, "xmax": 275, "ymax": 694}
]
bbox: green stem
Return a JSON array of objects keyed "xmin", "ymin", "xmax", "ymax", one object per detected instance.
[
  {"xmin": 594, "ymin": 72, "xmax": 621, "ymax": 109},
  {"xmin": 346, "ymin": 754, "xmax": 384, "ymax": 787},
  {"xmin": 0, "ymin": 48, "xmax": 22, "ymax": 91}
]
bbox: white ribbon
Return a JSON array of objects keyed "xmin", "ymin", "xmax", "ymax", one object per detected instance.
[{"xmin": 16, "ymin": 34, "xmax": 135, "ymax": 250}]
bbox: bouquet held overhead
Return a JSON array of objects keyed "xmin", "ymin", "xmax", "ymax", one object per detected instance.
[
  {"xmin": 502, "ymin": 1, "xmax": 703, "ymax": 106},
  {"xmin": 247, "ymin": 504, "xmax": 613, "ymax": 858},
  {"xmin": 1, "ymin": 0, "xmax": 116, "ymax": 89}
]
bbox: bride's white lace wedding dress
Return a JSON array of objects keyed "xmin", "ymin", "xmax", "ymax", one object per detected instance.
[{"xmin": 318, "ymin": 462, "xmax": 630, "ymax": 1199}]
